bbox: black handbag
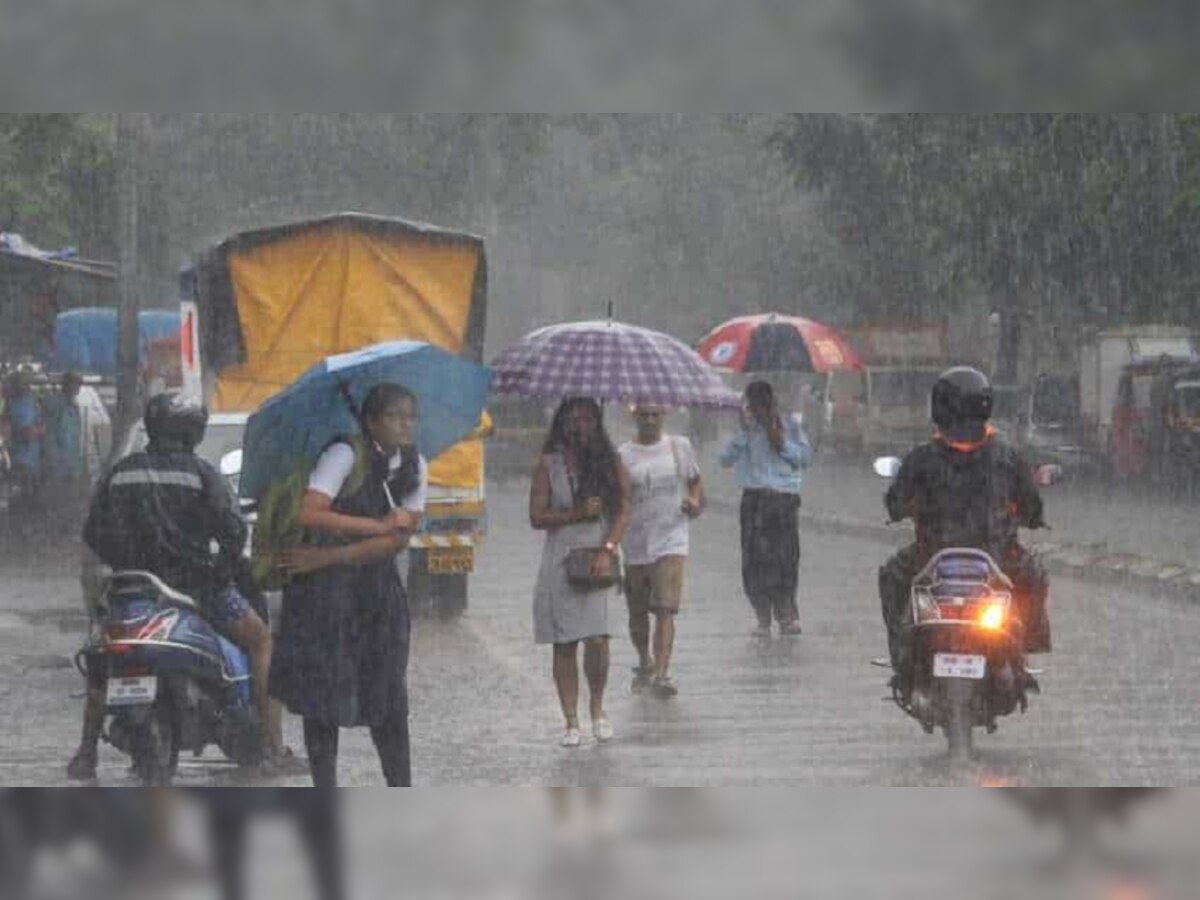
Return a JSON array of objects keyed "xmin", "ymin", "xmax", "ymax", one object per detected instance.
[{"xmin": 565, "ymin": 546, "xmax": 621, "ymax": 590}]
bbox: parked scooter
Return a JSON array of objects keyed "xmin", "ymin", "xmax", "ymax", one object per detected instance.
[
  {"xmin": 75, "ymin": 571, "xmax": 264, "ymax": 785},
  {"xmin": 872, "ymin": 457, "xmax": 1059, "ymax": 758}
]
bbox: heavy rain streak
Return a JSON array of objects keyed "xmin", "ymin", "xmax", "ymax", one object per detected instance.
[{"xmin": 2, "ymin": 112, "xmax": 1199, "ymax": 899}]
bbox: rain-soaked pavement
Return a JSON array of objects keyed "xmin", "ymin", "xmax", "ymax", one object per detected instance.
[
  {"xmin": 18, "ymin": 789, "xmax": 1200, "ymax": 900},
  {"xmin": 4, "ymin": 458, "xmax": 1200, "ymax": 790}
]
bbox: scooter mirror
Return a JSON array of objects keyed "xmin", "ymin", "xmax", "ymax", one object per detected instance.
[
  {"xmin": 219, "ymin": 449, "xmax": 243, "ymax": 478},
  {"xmin": 1034, "ymin": 464, "xmax": 1063, "ymax": 487},
  {"xmin": 873, "ymin": 457, "xmax": 902, "ymax": 479}
]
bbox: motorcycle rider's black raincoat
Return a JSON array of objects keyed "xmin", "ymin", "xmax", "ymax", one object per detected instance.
[
  {"xmin": 83, "ymin": 439, "xmax": 247, "ymax": 609},
  {"xmin": 879, "ymin": 428, "xmax": 1051, "ymax": 674}
]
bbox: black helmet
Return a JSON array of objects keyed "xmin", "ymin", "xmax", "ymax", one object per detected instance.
[
  {"xmin": 931, "ymin": 367, "xmax": 993, "ymax": 440},
  {"xmin": 144, "ymin": 391, "xmax": 208, "ymax": 451}
]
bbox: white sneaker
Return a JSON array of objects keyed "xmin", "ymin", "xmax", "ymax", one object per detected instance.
[
  {"xmin": 561, "ymin": 728, "xmax": 582, "ymax": 748},
  {"xmin": 593, "ymin": 717, "xmax": 614, "ymax": 743}
]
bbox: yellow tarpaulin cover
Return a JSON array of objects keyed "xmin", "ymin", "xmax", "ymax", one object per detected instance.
[
  {"xmin": 211, "ymin": 222, "xmax": 485, "ymax": 488},
  {"xmin": 426, "ymin": 412, "xmax": 492, "ymax": 488}
]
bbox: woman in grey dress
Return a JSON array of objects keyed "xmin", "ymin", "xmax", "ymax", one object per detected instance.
[{"xmin": 530, "ymin": 398, "xmax": 631, "ymax": 747}]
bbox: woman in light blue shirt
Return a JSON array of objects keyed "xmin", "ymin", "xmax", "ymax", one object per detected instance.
[{"xmin": 720, "ymin": 381, "xmax": 812, "ymax": 636}]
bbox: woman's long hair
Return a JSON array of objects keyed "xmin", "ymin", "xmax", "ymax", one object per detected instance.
[
  {"xmin": 542, "ymin": 398, "xmax": 621, "ymax": 517},
  {"xmin": 746, "ymin": 381, "xmax": 785, "ymax": 454},
  {"xmin": 361, "ymin": 382, "xmax": 421, "ymax": 500}
]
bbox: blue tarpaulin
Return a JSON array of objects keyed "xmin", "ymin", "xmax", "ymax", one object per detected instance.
[{"xmin": 52, "ymin": 308, "xmax": 181, "ymax": 376}]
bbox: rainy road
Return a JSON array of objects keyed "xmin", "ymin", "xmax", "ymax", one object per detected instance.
[{"xmin": 3, "ymin": 479, "xmax": 1200, "ymax": 787}]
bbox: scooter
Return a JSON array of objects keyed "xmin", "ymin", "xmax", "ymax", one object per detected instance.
[
  {"xmin": 76, "ymin": 571, "xmax": 264, "ymax": 785},
  {"xmin": 897, "ymin": 547, "xmax": 1035, "ymax": 757},
  {"xmin": 872, "ymin": 457, "xmax": 1058, "ymax": 758}
]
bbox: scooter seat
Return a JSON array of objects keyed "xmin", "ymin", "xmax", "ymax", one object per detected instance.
[
  {"xmin": 105, "ymin": 571, "xmax": 199, "ymax": 611},
  {"xmin": 933, "ymin": 554, "xmax": 991, "ymax": 584}
]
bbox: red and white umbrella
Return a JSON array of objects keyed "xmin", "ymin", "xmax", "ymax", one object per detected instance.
[
  {"xmin": 491, "ymin": 320, "xmax": 741, "ymax": 408},
  {"xmin": 698, "ymin": 313, "xmax": 863, "ymax": 374}
]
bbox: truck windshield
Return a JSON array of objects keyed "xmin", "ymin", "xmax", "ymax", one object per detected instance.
[
  {"xmin": 1032, "ymin": 376, "xmax": 1079, "ymax": 425},
  {"xmin": 872, "ymin": 370, "xmax": 940, "ymax": 408},
  {"xmin": 1175, "ymin": 383, "xmax": 1200, "ymax": 420}
]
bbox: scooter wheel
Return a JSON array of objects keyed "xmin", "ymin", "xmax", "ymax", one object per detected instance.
[
  {"xmin": 942, "ymin": 678, "xmax": 976, "ymax": 761},
  {"xmin": 130, "ymin": 699, "xmax": 179, "ymax": 786}
]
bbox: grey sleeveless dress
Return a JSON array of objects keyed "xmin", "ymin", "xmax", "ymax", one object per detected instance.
[{"xmin": 532, "ymin": 453, "xmax": 614, "ymax": 645}]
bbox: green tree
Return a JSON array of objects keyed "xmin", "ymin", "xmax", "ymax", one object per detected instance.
[
  {"xmin": 772, "ymin": 114, "xmax": 1200, "ymax": 379},
  {"xmin": 0, "ymin": 114, "xmax": 115, "ymax": 256}
]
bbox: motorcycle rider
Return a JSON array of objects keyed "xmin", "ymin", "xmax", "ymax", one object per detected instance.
[
  {"xmin": 879, "ymin": 367, "xmax": 1051, "ymax": 694},
  {"xmin": 67, "ymin": 392, "xmax": 285, "ymax": 780}
]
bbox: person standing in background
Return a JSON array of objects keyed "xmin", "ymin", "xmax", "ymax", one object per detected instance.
[
  {"xmin": 3, "ymin": 369, "xmax": 46, "ymax": 540},
  {"xmin": 43, "ymin": 373, "xmax": 90, "ymax": 534},
  {"xmin": 720, "ymin": 381, "xmax": 812, "ymax": 637}
]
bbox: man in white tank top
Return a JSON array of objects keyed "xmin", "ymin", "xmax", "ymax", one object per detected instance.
[{"xmin": 618, "ymin": 406, "xmax": 705, "ymax": 698}]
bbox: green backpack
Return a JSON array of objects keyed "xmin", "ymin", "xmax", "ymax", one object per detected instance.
[{"xmin": 251, "ymin": 435, "xmax": 370, "ymax": 591}]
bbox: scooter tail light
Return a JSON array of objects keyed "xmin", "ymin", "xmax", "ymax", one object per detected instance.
[
  {"xmin": 979, "ymin": 603, "xmax": 1006, "ymax": 631},
  {"xmin": 983, "ymin": 590, "xmax": 1014, "ymax": 628}
]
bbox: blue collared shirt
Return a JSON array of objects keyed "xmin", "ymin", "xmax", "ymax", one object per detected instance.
[{"xmin": 719, "ymin": 415, "xmax": 812, "ymax": 495}]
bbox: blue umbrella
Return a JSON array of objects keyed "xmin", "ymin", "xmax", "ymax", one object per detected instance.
[{"xmin": 240, "ymin": 341, "xmax": 492, "ymax": 500}]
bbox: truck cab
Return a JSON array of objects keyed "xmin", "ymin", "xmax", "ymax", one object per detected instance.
[{"xmin": 1110, "ymin": 356, "xmax": 1198, "ymax": 480}]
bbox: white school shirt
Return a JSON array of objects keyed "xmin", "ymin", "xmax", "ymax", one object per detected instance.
[{"xmin": 308, "ymin": 441, "xmax": 429, "ymax": 581}]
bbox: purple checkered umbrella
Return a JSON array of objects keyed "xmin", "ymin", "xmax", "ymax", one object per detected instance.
[{"xmin": 491, "ymin": 320, "xmax": 741, "ymax": 408}]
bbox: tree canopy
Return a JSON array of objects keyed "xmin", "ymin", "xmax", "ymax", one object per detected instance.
[{"xmin": 771, "ymin": 114, "xmax": 1200, "ymax": 377}]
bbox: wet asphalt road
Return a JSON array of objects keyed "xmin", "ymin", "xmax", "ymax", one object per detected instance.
[
  {"xmin": 20, "ymin": 789, "xmax": 1200, "ymax": 900},
  {"xmin": 3, "ymin": 479, "xmax": 1200, "ymax": 787}
]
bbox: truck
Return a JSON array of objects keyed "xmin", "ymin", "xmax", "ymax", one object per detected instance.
[
  {"xmin": 1077, "ymin": 326, "xmax": 1198, "ymax": 479},
  {"xmin": 820, "ymin": 325, "xmax": 953, "ymax": 455},
  {"xmin": 182, "ymin": 213, "xmax": 490, "ymax": 617}
]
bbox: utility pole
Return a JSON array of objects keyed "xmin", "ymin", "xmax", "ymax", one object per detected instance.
[{"xmin": 114, "ymin": 113, "xmax": 143, "ymax": 442}]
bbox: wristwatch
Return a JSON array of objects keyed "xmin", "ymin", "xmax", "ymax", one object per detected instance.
[{"xmin": 602, "ymin": 541, "xmax": 617, "ymax": 554}]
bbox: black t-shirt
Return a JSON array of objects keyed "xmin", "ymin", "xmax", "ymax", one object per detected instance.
[{"xmin": 83, "ymin": 447, "xmax": 247, "ymax": 605}]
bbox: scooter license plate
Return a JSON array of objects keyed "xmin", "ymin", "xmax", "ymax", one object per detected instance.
[
  {"xmin": 933, "ymin": 654, "xmax": 987, "ymax": 680},
  {"xmin": 107, "ymin": 676, "xmax": 158, "ymax": 707}
]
